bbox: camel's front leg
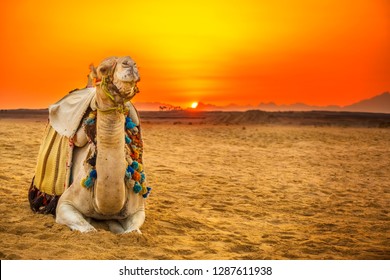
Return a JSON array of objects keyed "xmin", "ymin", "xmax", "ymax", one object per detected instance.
[
  {"xmin": 120, "ymin": 210, "xmax": 145, "ymax": 234},
  {"xmin": 56, "ymin": 202, "xmax": 96, "ymax": 233}
]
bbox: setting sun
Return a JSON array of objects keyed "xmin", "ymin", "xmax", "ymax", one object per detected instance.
[{"xmin": 191, "ymin": 102, "xmax": 199, "ymax": 109}]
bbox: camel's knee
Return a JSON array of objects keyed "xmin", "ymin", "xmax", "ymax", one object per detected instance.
[
  {"xmin": 73, "ymin": 127, "xmax": 88, "ymax": 147},
  {"xmin": 55, "ymin": 203, "xmax": 79, "ymax": 225},
  {"xmin": 56, "ymin": 202, "xmax": 96, "ymax": 233}
]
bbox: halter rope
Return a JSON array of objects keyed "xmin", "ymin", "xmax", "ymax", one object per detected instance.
[{"xmin": 95, "ymin": 61, "xmax": 135, "ymax": 114}]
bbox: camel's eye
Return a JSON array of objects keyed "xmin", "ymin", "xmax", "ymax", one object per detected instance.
[
  {"xmin": 99, "ymin": 66, "xmax": 108, "ymax": 74},
  {"xmin": 122, "ymin": 61, "xmax": 131, "ymax": 68}
]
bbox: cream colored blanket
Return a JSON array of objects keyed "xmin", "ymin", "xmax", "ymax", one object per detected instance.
[
  {"xmin": 49, "ymin": 87, "xmax": 96, "ymax": 138},
  {"xmin": 48, "ymin": 87, "xmax": 139, "ymax": 137}
]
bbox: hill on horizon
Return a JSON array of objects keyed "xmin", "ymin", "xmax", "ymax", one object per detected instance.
[{"xmin": 344, "ymin": 92, "xmax": 390, "ymax": 113}]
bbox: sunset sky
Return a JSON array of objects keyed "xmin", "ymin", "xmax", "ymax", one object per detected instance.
[{"xmin": 0, "ymin": 0, "xmax": 389, "ymax": 109}]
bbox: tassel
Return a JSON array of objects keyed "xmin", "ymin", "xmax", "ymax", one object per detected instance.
[
  {"xmin": 125, "ymin": 134, "xmax": 131, "ymax": 144},
  {"xmin": 87, "ymin": 155, "xmax": 96, "ymax": 167},
  {"xmin": 126, "ymin": 165, "xmax": 135, "ymax": 175},
  {"xmin": 138, "ymin": 163, "xmax": 143, "ymax": 172},
  {"xmin": 89, "ymin": 169, "xmax": 97, "ymax": 179},
  {"xmin": 31, "ymin": 195, "xmax": 44, "ymax": 213},
  {"xmin": 44, "ymin": 196, "xmax": 59, "ymax": 215},
  {"xmin": 140, "ymin": 172, "xmax": 146, "ymax": 183},
  {"xmin": 133, "ymin": 182, "xmax": 142, "ymax": 193},
  {"xmin": 126, "ymin": 117, "xmax": 136, "ymax": 129},
  {"xmin": 84, "ymin": 177, "xmax": 93, "ymax": 188},
  {"xmin": 131, "ymin": 161, "xmax": 139, "ymax": 170},
  {"xmin": 28, "ymin": 179, "xmax": 38, "ymax": 208},
  {"xmin": 142, "ymin": 187, "xmax": 152, "ymax": 198},
  {"xmin": 85, "ymin": 118, "xmax": 95, "ymax": 125},
  {"xmin": 132, "ymin": 171, "xmax": 141, "ymax": 182}
]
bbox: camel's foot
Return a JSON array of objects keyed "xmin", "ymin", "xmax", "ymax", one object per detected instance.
[
  {"xmin": 73, "ymin": 225, "xmax": 97, "ymax": 233},
  {"xmin": 56, "ymin": 203, "xmax": 97, "ymax": 233},
  {"xmin": 106, "ymin": 220, "xmax": 142, "ymax": 234},
  {"xmin": 119, "ymin": 210, "xmax": 145, "ymax": 234},
  {"xmin": 123, "ymin": 226, "xmax": 142, "ymax": 235},
  {"xmin": 107, "ymin": 220, "xmax": 125, "ymax": 234}
]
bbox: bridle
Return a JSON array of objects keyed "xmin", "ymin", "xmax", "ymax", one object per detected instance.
[{"xmin": 95, "ymin": 61, "xmax": 139, "ymax": 114}]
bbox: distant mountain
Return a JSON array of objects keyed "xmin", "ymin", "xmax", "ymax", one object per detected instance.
[
  {"xmin": 343, "ymin": 92, "xmax": 390, "ymax": 113},
  {"xmin": 257, "ymin": 102, "xmax": 342, "ymax": 112},
  {"xmin": 134, "ymin": 92, "xmax": 390, "ymax": 113},
  {"xmin": 193, "ymin": 101, "xmax": 344, "ymax": 112},
  {"xmin": 194, "ymin": 92, "xmax": 390, "ymax": 113},
  {"xmin": 195, "ymin": 102, "xmax": 254, "ymax": 111}
]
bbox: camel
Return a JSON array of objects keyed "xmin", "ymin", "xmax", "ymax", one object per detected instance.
[{"xmin": 54, "ymin": 56, "xmax": 147, "ymax": 233}]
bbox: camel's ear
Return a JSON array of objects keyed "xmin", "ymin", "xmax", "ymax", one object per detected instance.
[{"xmin": 89, "ymin": 63, "xmax": 97, "ymax": 79}]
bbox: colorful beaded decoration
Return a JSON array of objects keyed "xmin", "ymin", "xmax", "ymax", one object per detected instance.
[{"xmin": 81, "ymin": 110, "xmax": 151, "ymax": 198}]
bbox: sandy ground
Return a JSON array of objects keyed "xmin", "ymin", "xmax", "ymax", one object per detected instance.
[{"xmin": 0, "ymin": 118, "xmax": 389, "ymax": 260}]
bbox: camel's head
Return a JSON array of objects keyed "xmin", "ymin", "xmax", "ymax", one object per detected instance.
[{"xmin": 92, "ymin": 56, "xmax": 140, "ymax": 104}]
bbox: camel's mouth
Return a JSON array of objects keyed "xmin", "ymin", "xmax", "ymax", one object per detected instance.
[
  {"xmin": 116, "ymin": 80, "xmax": 140, "ymax": 100},
  {"xmin": 114, "ymin": 66, "xmax": 140, "ymax": 100},
  {"xmin": 119, "ymin": 75, "xmax": 141, "ymax": 84},
  {"xmin": 115, "ymin": 66, "xmax": 140, "ymax": 83}
]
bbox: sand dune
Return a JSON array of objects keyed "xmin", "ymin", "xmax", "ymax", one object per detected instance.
[{"xmin": 0, "ymin": 117, "xmax": 389, "ymax": 259}]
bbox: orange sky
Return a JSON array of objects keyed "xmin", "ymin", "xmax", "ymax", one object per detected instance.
[{"xmin": 0, "ymin": 0, "xmax": 389, "ymax": 109}]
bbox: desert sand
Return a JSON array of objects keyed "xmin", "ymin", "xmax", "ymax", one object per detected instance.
[{"xmin": 0, "ymin": 113, "xmax": 389, "ymax": 260}]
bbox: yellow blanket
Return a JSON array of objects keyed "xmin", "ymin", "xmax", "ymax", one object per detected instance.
[{"xmin": 33, "ymin": 124, "xmax": 72, "ymax": 196}]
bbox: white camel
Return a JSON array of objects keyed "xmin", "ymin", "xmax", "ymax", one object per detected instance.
[{"xmin": 55, "ymin": 56, "xmax": 147, "ymax": 233}]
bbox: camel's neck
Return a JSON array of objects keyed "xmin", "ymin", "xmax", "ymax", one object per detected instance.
[{"xmin": 94, "ymin": 90, "xmax": 127, "ymax": 215}]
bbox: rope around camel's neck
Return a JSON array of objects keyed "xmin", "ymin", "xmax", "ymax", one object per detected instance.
[{"xmin": 96, "ymin": 77, "xmax": 138, "ymax": 113}]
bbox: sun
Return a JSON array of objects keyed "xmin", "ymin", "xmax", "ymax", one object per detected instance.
[{"xmin": 191, "ymin": 102, "xmax": 198, "ymax": 109}]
